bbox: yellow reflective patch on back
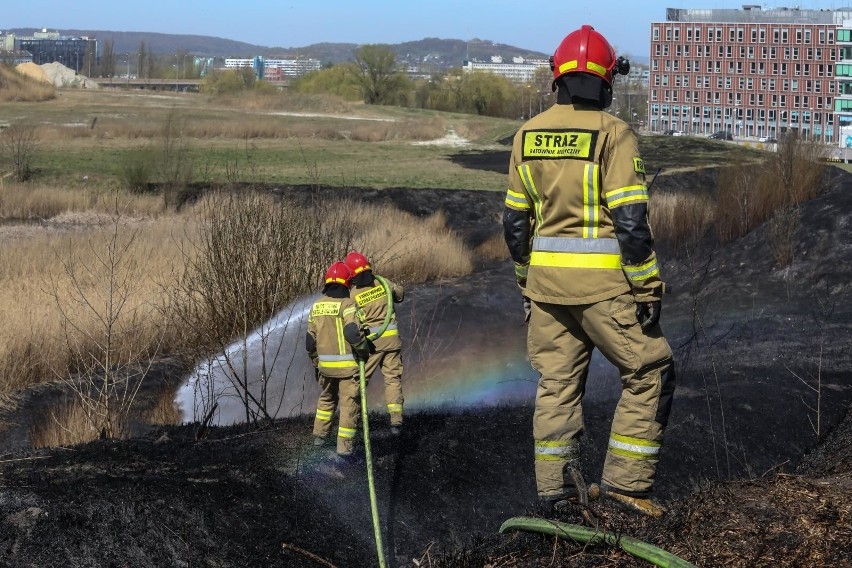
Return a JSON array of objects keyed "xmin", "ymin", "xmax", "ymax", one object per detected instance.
[
  {"xmin": 633, "ymin": 157, "xmax": 646, "ymax": 175},
  {"xmin": 311, "ymin": 301, "xmax": 341, "ymax": 317},
  {"xmin": 522, "ymin": 129, "xmax": 596, "ymax": 160},
  {"xmin": 354, "ymin": 286, "xmax": 387, "ymax": 307}
]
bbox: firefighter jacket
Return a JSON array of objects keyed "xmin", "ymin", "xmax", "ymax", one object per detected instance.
[
  {"xmin": 503, "ymin": 102, "xmax": 664, "ymax": 305},
  {"xmin": 305, "ymin": 294, "xmax": 366, "ymax": 378},
  {"xmin": 350, "ymin": 276, "xmax": 404, "ymax": 351}
]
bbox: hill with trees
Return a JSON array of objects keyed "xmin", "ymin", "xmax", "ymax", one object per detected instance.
[{"xmin": 7, "ymin": 29, "xmax": 548, "ymax": 69}]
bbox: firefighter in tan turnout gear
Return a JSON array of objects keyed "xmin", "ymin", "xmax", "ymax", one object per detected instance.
[
  {"xmin": 307, "ymin": 261, "xmax": 372, "ymax": 458},
  {"xmin": 344, "ymin": 251, "xmax": 406, "ymax": 434},
  {"xmin": 503, "ymin": 25, "xmax": 676, "ymax": 517}
]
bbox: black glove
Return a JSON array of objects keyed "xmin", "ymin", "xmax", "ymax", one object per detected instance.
[
  {"xmin": 522, "ymin": 296, "xmax": 531, "ymax": 324},
  {"xmin": 635, "ymin": 300, "xmax": 661, "ymax": 330},
  {"xmin": 352, "ymin": 339, "xmax": 371, "ymax": 362}
]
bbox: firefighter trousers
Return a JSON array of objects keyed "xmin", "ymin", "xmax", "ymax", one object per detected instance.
[
  {"xmin": 527, "ymin": 292, "xmax": 675, "ymax": 498},
  {"xmin": 312, "ymin": 372, "xmax": 361, "ymax": 456},
  {"xmin": 363, "ymin": 349, "xmax": 404, "ymax": 426}
]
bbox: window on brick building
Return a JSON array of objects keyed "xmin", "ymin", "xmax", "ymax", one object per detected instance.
[
  {"xmin": 782, "ymin": 29, "xmax": 789, "ymax": 43},
  {"xmin": 653, "ymin": 27, "xmax": 660, "ymax": 41},
  {"xmin": 674, "ymin": 27, "xmax": 680, "ymax": 41},
  {"xmin": 805, "ymin": 29, "xmax": 811, "ymax": 43},
  {"xmin": 759, "ymin": 28, "xmax": 766, "ymax": 43},
  {"xmin": 796, "ymin": 29, "xmax": 802, "ymax": 44}
]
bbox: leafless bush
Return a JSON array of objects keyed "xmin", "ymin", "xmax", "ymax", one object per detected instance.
[
  {"xmin": 715, "ymin": 163, "xmax": 766, "ymax": 243},
  {"xmin": 170, "ymin": 191, "xmax": 354, "ymax": 424},
  {"xmin": 120, "ymin": 147, "xmax": 156, "ymax": 193},
  {"xmin": 0, "ymin": 122, "xmax": 38, "ymax": 182},
  {"xmin": 766, "ymin": 205, "xmax": 800, "ymax": 268},
  {"xmin": 158, "ymin": 109, "xmax": 194, "ymax": 207},
  {"xmin": 47, "ymin": 200, "xmax": 168, "ymax": 439},
  {"xmin": 712, "ymin": 132, "xmax": 827, "ymax": 267}
]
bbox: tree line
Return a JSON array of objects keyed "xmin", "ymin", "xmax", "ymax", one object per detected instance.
[{"xmin": 290, "ymin": 44, "xmax": 648, "ymax": 122}]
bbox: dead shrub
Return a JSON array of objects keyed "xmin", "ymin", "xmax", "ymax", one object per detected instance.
[
  {"xmin": 0, "ymin": 122, "xmax": 38, "ymax": 182},
  {"xmin": 48, "ymin": 202, "xmax": 169, "ymax": 439},
  {"xmin": 169, "ymin": 191, "xmax": 354, "ymax": 424}
]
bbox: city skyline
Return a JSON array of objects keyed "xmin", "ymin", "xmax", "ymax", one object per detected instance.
[{"xmin": 5, "ymin": 0, "xmax": 850, "ymax": 61}]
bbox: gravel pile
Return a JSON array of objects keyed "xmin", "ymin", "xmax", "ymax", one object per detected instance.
[{"xmin": 15, "ymin": 61, "xmax": 99, "ymax": 89}]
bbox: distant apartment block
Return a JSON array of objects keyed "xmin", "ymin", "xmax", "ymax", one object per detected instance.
[
  {"xmin": 650, "ymin": 6, "xmax": 852, "ymax": 144},
  {"xmin": 463, "ymin": 56, "xmax": 550, "ymax": 83},
  {"xmin": 1, "ymin": 29, "xmax": 97, "ymax": 74},
  {"xmin": 224, "ymin": 56, "xmax": 321, "ymax": 79}
]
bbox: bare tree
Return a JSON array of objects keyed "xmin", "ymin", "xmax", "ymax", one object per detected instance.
[
  {"xmin": 0, "ymin": 122, "xmax": 38, "ymax": 182},
  {"xmin": 49, "ymin": 200, "xmax": 166, "ymax": 439}
]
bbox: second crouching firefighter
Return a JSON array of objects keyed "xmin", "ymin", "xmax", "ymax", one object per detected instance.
[
  {"xmin": 306, "ymin": 261, "xmax": 372, "ymax": 458},
  {"xmin": 344, "ymin": 251, "xmax": 406, "ymax": 434}
]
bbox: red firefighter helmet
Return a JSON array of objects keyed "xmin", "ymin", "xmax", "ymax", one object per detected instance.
[
  {"xmin": 550, "ymin": 25, "xmax": 617, "ymax": 88},
  {"xmin": 344, "ymin": 251, "xmax": 372, "ymax": 275},
  {"xmin": 324, "ymin": 261, "xmax": 352, "ymax": 287}
]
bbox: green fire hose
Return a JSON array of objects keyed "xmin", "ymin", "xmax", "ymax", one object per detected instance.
[
  {"xmin": 499, "ymin": 517, "xmax": 696, "ymax": 568},
  {"xmin": 359, "ymin": 274, "xmax": 394, "ymax": 568}
]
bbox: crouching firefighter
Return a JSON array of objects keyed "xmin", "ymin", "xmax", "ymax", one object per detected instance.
[
  {"xmin": 307, "ymin": 261, "xmax": 372, "ymax": 458},
  {"xmin": 344, "ymin": 251, "xmax": 406, "ymax": 434},
  {"xmin": 502, "ymin": 24, "xmax": 676, "ymax": 517}
]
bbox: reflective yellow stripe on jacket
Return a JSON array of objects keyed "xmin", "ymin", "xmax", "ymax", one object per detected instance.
[
  {"xmin": 530, "ymin": 236, "xmax": 622, "ymax": 270},
  {"xmin": 517, "ymin": 164, "xmax": 543, "ymax": 235},
  {"xmin": 504, "ymin": 188, "xmax": 530, "ymax": 210}
]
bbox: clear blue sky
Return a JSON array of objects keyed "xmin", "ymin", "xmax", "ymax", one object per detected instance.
[{"xmin": 4, "ymin": 0, "xmax": 850, "ymax": 58}]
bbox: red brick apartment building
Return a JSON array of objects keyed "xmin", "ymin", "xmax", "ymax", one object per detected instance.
[{"xmin": 649, "ymin": 5, "xmax": 852, "ymax": 145}]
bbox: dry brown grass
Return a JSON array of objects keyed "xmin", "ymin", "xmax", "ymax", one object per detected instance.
[
  {"xmin": 650, "ymin": 191, "xmax": 716, "ymax": 248},
  {"xmin": 348, "ymin": 204, "xmax": 473, "ymax": 284},
  {"xmin": 0, "ymin": 66, "xmax": 55, "ymax": 103},
  {"xmin": 0, "ymin": 190, "xmax": 474, "ymax": 403},
  {"xmin": 210, "ymin": 90, "xmax": 354, "ymax": 113},
  {"xmin": 30, "ymin": 398, "xmax": 96, "ymax": 448},
  {"xmin": 0, "ymin": 211, "xmax": 187, "ymax": 395},
  {"xmin": 37, "ymin": 115, "xmax": 448, "ymax": 143},
  {"xmin": 474, "ymin": 231, "xmax": 510, "ymax": 261},
  {"xmin": 0, "ymin": 182, "xmax": 165, "ymax": 220}
]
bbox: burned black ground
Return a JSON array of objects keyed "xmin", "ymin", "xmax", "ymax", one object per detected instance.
[{"xmin": 1, "ymin": 157, "xmax": 851, "ymax": 567}]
